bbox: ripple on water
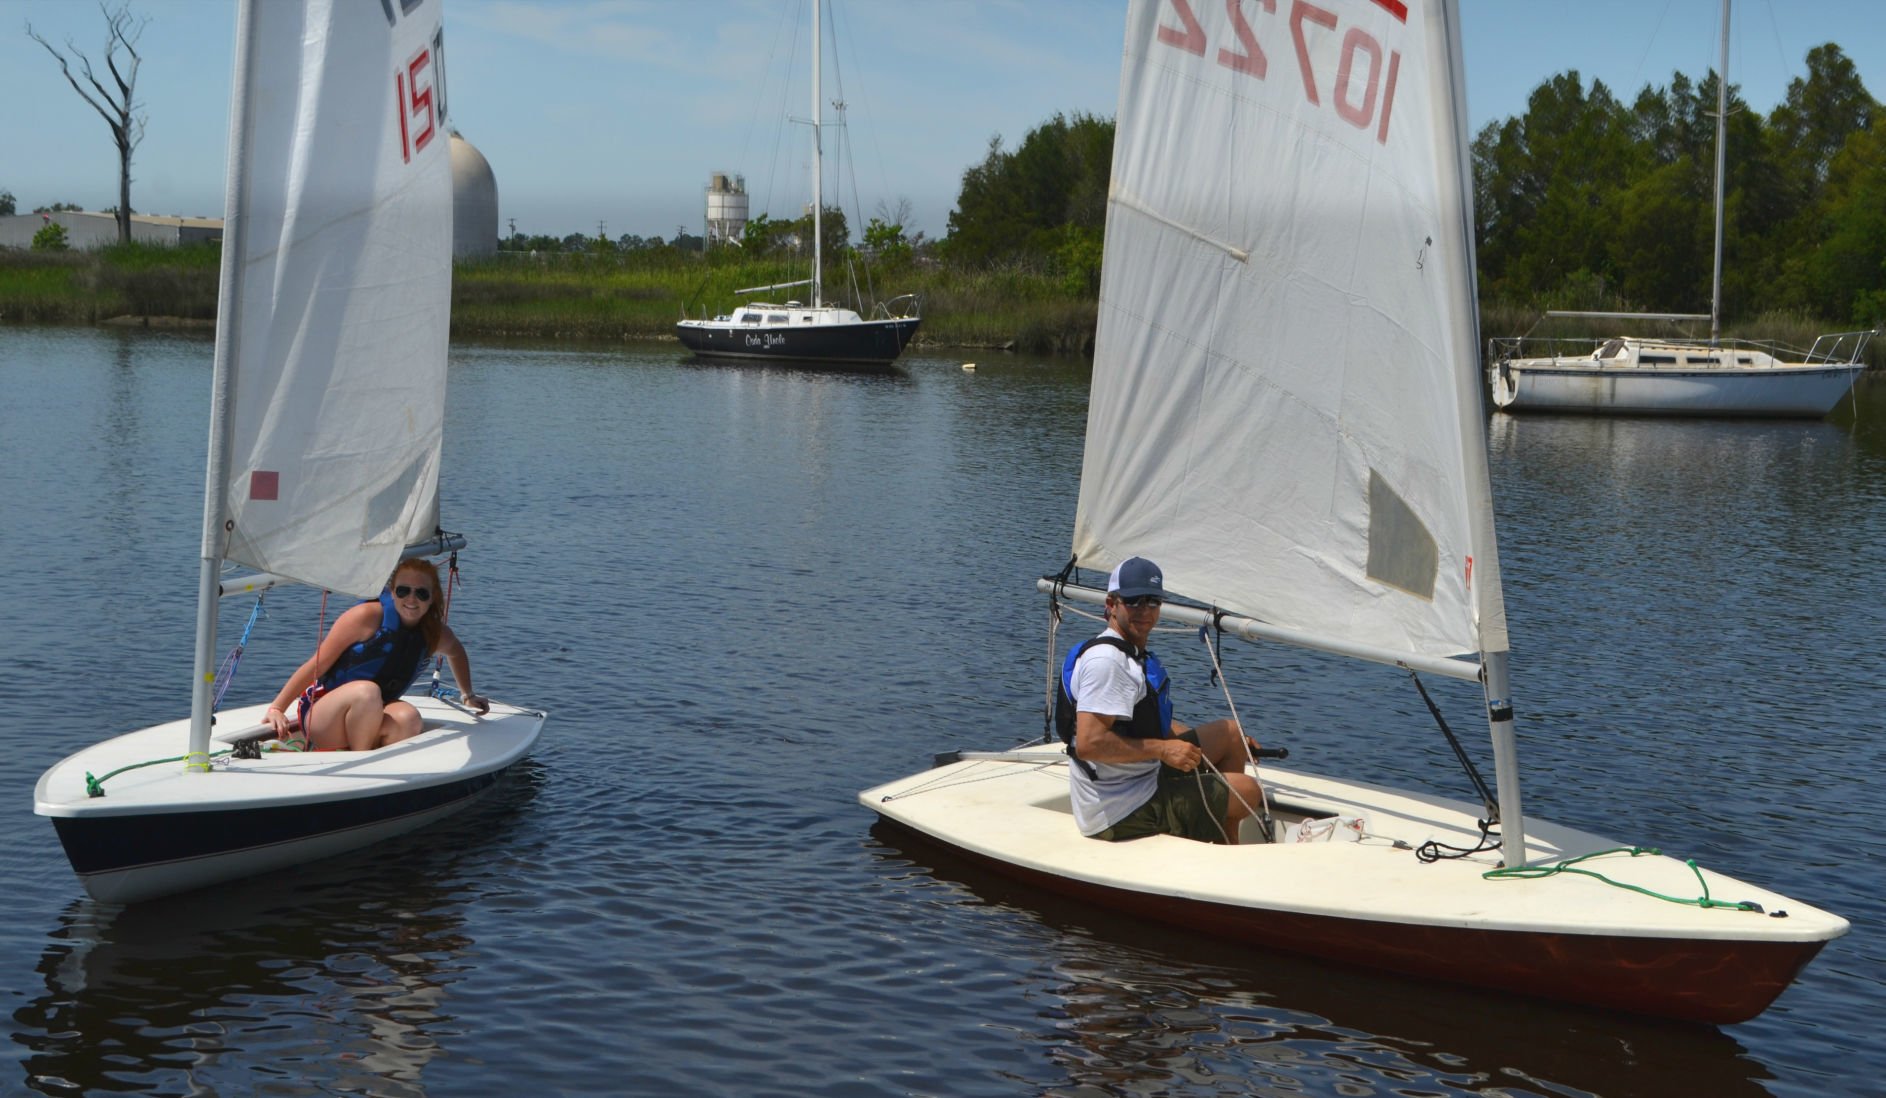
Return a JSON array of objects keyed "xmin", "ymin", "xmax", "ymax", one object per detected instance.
[{"xmin": 2, "ymin": 334, "xmax": 1882, "ymax": 1096}]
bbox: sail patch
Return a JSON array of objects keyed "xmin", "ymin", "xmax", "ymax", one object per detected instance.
[
  {"xmin": 363, "ymin": 459, "xmax": 425, "ymax": 547},
  {"xmin": 1365, "ymin": 470, "xmax": 1438, "ymax": 600}
]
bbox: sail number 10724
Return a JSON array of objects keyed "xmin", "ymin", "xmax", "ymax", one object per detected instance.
[{"xmin": 1156, "ymin": 0, "xmax": 1409, "ymax": 144}]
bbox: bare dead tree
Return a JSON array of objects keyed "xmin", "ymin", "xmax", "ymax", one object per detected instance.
[
  {"xmin": 26, "ymin": 2, "xmax": 150, "ymax": 245},
  {"xmin": 874, "ymin": 196, "xmax": 915, "ymax": 232}
]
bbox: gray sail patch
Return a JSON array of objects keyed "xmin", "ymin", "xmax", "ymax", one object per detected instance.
[
  {"xmin": 1365, "ymin": 470, "xmax": 1439, "ymax": 600},
  {"xmin": 363, "ymin": 458, "xmax": 426, "ymax": 547}
]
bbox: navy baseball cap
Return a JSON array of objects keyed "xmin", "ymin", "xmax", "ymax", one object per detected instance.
[{"xmin": 1106, "ymin": 557, "xmax": 1164, "ymax": 599}]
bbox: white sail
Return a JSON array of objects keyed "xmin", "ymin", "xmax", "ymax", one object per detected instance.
[
  {"xmin": 218, "ymin": 0, "xmax": 453, "ymax": 600},
  {"xmin": 1074, "ymin": 0, "xmax": 1505, "ymax": 662}
]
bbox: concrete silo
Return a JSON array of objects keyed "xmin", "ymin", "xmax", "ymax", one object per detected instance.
[
  {"xmin": 451, "ymin": 132, "xmax": 499, "ymax": 257},
  {"xmin": 705, "ymin": 172, "xmax": 748, "ymax": 250}
]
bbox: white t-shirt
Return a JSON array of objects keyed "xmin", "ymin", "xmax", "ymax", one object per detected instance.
[{"xmin": 1066, "ymin": 629, "xmax": 1161, "ymax": 835}]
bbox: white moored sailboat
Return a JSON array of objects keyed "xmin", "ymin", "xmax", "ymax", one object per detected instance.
[
  {"xmin": 34, "ymin": 0, "xmax": 546, "ymax": 905},
  {"xmin": 1488, "ymin": 0, "xmax": 1875, "ymax": 417},
  {"xmin": 860, "ymin": 0, "xmax": 1846, "ymax": 1023}
]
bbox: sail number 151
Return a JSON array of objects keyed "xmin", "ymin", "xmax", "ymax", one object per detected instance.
[
  {"xmin": 394, "ymin": 29, "xmax": 447, "ymax": 163},
  {"xmin": 1157, "ymin": 0, "xmax": 1407, "ymax": 144}
]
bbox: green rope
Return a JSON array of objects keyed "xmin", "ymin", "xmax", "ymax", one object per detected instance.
[
  {"xmin": 82, "ymin": 744, "xmax": 284, "ymax": 797},
  {"xmin": 1484, "ymin": 846, "xmax": 1773, "ymax": 914}
]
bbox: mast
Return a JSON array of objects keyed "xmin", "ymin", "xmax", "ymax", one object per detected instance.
[
  {"xmin": 810, "ymin": 0, "xmax": 823, "ymax": 308},
  {"xmin": 1436, "ymin": 0, "xmax": 1527, "ymax": 868},
  {"xmin": 1709, "ymin": 0, "xmax": 1729, "ymax": 346},
  {"xmin": 188, "ymin": 0, "xmax": 262, "ymax": 768}
]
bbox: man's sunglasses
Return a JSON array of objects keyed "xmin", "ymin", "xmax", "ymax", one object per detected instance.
[
  {"xmin": 1119, "ymin": 595, "xmax": 1162, "ymax": 609},
  {"xmin": 394, "ymin": 585, "xmax": 432, "ymax": 602}
]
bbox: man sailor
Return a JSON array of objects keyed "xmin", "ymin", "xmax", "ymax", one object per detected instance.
[{"xmin": 1059, "ymin": 557, "xmax": 1265, "ymax": 843}]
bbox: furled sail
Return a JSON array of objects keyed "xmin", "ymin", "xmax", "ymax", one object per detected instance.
[
  {"xmin": 1073, "ymin": 0, "xmax": 1505, "ymax": 662},
  {"xmin": 218, "ymin": 0, "xmax": 453, "ymax": 600}
]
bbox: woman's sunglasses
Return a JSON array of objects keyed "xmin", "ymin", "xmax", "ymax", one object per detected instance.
[{"xmin": 394, "ymin": 585, "xmax": 432, "ymax": 602}]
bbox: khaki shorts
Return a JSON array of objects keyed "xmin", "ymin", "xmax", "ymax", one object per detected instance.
[{"xmin": 1090, "ymin": 731, "xmax": 1232, "ymax": 844}]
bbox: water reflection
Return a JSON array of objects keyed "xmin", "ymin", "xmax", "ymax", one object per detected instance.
[
  {"xmin": 869, "ymin": 823, "xmax": 1776, "ymax": 1098},
  {"xmin": 15, "ymin": 765, "xmax": 541, "ymax": 1097}
]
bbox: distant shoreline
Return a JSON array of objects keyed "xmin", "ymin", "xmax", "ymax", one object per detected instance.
[
  {"xmin": 4, "ymin": 247, "xmax": 1875, "ymax": 367},
  {"xmin": 0, "ymin": 245, "xmax": 1097, "ymax": 355}
]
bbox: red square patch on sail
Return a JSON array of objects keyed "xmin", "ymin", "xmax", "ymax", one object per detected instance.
[{"xmin": 250, "ymin": 471, "xmax": 280, "ymax": 501}]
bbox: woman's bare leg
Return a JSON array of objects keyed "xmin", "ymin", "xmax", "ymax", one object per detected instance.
[
  {"xmin": 376, "ymin": 700, "xmax": 425, "ymax": 745},
  {"xmin": 307, "ymin": 680, "xmax": 391, "ymax": 751}
]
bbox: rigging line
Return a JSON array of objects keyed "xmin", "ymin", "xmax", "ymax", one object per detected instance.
[
  {"xmin": 1628, "ymin": 0, "xmax": 1679, "ymax": 110},
  {"xmin": 738, "ymin": 0, "xmax": 798, "ymax": 209},
  {"xmin": 1195, "ymin": 617, "xmax": 1273, "ymax": 841},
  {"xmin": 757, "ymin": 0, "xmax": 803, "ymax": 238},
  {"xmin": 880, "ymin": 757, "xmax": 1058, "ymax": 802},
  {"xmin": 429, "ymin": 550, "xmax": 463, "ymax": 689},
  {"xmin": 211, "ymin": 593, "xmax": 268, "ymax": 711},
  {"xmin": 1414, "ymin": 816, "xmax": 1501, "ymax": 863},
  {"xmin": 1042, "ymin": 593, "xmax": 1062, "ymax": 744},
  {"xmin": 824, "ymin": 0, "xmax": 892, "ymax": 232},
  {"xmin": 1407, "ymin": 668, "xmax": 1497, "ymax": 819}
]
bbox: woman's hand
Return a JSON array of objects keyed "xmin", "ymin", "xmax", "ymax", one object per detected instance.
[
  {"xmin": 264, "ymin": 706, "xmax": 289, "ymax": 736},
  {"xmin": 465, "ymin": 693, "xmax": 490, "ymax": 715}
]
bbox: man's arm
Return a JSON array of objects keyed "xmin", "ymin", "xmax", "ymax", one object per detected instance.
[{"xmin": 1074, "ymin": 711, "xmax": 1202, "ymax": 771}]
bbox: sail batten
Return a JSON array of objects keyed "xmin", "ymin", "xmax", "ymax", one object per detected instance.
[{"xmin": 1076, "ymin": 0, "xmax": 1494, "ymax": 665}]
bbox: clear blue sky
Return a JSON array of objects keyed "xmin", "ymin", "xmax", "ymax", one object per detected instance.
[{"xmin": 2, "ymin": 0, "xmax": 1880, "ymax": 242}]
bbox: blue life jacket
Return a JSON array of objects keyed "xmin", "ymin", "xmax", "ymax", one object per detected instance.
[
  {"xmin": 319, "ymin": 590, "xmax": 430, "ymax": 703},
  {"xmin": 1054, "ymin": 634, "xmax": 1172, "ymax": 779}
]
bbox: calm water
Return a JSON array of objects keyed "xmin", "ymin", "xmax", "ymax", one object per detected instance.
[{"xmin": 1, "ymin": 325, "xmax": 1882, "ymax": 1097}]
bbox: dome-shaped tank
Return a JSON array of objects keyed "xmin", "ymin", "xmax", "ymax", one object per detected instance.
[{"xmin": 450, "ymin": 132, "xmax": 498, "ymax": 257}]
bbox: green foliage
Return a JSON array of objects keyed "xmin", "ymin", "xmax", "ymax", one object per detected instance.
[
  {"xmin": 1054, "ymin": 224, "xmax": 1103, "ymax": 297},
  {"xmin": 1473, "ymin": 45, "xmax": 1883, "ymax": 329},
  {"xmin": 0, "ymin": 190, "xmax": 15, "ymax": 216},
  {"xmin": 863, "ymin": 218, "xmax": 911, "ymax": 265},
  {"xmin": 31, "ymin": 222, "xmax": 70, "ymax": 251},
  {"xmin": 944, "ymin": 112, "xmax": 1113, "ymax": 268}
]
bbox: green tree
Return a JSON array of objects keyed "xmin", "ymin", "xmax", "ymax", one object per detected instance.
[
  {"xmin": 943, "ymin": 112, "xmax": 1113, "ymax": 268},
  {"xmin": 32, "ymin": 221, "xmax": 71, "ymax": 251},
  {"xmin": 0, "ymin": 190, "xmax": 14, "ymax": 216},
  {"xmin": 1608, "ymin": 160, "xmax": 1707, "ymax": 311},
  {"xmin": 1769, "ymin": 44, "xmax": 1875, "ymax": 190},
  {"xmin": 1796, "ymin": 123, "xmax": 1886, "ymax": 324},
  {"xmin": 862, "ymin": 217, "xmax": 910, "ymax": 264},
  {"xmin": 1472, "ymin": 73, "xmax": 1640, "ymax": 300},
  {"xmin": 26, "ymin": 2, "xmax": 149, "ymax": 245}
]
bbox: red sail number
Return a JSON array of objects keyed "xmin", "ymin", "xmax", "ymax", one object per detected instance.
[
  {"xmin": 396, "ymin": 47, "xmax": 437, "ymax": 163},
  {"xmin": 1156, "ymin": 0, "xmax": 1404, "ymax": 144}
]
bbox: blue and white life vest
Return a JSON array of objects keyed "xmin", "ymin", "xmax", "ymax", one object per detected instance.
[
  {"xmin": 319, "ymin": 590, "xmax": 430, "ymax": 703},
  {"xmin": 1054, "ymin": 634, "xmax": 1173, "ymax": 777}
]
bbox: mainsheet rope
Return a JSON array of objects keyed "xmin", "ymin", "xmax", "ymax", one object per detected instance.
[{"xmin": 1191, "ymin": 616, "xmax": 1272, "ymax": 844}]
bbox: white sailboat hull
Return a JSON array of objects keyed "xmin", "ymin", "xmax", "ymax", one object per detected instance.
[
  {"xmin": 1491, "ymin": 357, "xmax": 1864, "ymax": 417},
  {"xmin": 36, "ymin": 697, "xmax": 546, "ymax": 904},
  {"xmin": 861, "ymin": 745, "xmax": 1848, "ymax": 1024}
]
